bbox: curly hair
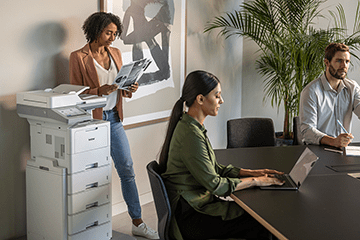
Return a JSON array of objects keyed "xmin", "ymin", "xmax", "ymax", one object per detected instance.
[
  {"xmin": 82, "ymin": 12, "xmax": 123, "ymax": 43},
  {"xmin": 325, "ymin": 43, "xmax": 349, "ymax": 62}
]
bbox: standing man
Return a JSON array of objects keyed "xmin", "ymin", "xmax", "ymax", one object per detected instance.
[{"xmin": 300, "ymin": 42, "xmax": 360, "ymax": 147}]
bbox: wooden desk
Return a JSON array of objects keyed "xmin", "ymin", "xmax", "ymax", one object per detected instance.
[{"xmin": 215, "ymin": 145, "xmax": 360, "ymax": 240}]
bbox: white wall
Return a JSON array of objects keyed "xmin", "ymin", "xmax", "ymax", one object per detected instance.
[
  {"xmin": 186, "ymin": 0, "xmax": 243, "ymax": 148},
  {"xmin": 321, "ymin": 0, "xmax": 360, "ymax": 137}
]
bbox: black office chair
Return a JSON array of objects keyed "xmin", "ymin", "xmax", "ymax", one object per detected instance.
[
  {"xmin": 293, "ymin": 116, "xmax": 304, "ymax": 145},
  {"xmin": 146, "ymin": 160, "xmax": 171, "ymax": 240},
  {"xmin": 227, "ymin": 118, "xmax": 276, "ymax": 148}
]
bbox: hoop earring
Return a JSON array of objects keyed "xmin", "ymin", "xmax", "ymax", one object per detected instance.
[{"xmin": 183, "ymin": 101, "xmax": 188, "ymax": 113}]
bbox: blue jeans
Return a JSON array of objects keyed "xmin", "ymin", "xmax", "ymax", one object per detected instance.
[{"xmin": 103, "ymin": 109, "xmax": 141, "ymax": 219}]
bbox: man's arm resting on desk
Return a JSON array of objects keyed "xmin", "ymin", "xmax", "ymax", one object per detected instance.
[
  {"xmin": 320, "ymin": 133, "xmax": 353, "ymax": 148},
  {"xmin": 301, "ymin": 124, "xmax": 353, "ymax": 147}
]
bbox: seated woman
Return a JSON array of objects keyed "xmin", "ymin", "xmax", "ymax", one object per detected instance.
[{"xmin": 159, "ymin": 70, "xmax": 284, "ymax": 240}]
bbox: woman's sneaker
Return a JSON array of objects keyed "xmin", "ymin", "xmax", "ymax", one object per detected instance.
[{"xmin": 132, "ymin": 222, "xmax": 159, "ymax": 239}]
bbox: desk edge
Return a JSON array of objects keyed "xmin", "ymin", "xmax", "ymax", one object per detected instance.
[{"xmin": 230, "ymin": 193, "xmax": 288, "ymax": 240}]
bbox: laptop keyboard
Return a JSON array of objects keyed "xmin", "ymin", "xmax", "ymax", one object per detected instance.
[{"xmin": 274, "ymin": 174, "xmax": 294, "ymax": 188}]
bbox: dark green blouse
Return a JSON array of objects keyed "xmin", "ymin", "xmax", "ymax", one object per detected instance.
[{"xmin": 162, "ymin": 113, "xmax": 244, "ymax": 240}]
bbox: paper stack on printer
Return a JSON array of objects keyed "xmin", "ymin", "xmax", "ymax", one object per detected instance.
[{"xmin": 113, "ymin": 58, "xmax": 152, "ymax": 90}]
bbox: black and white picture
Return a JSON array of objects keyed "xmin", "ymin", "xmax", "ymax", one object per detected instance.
[
  {"xmin": 120, "ymin": 0, "xmax": 174, "ymax": 86},
  {"xmin": 110, "ymin": 0, "xmax": 185, "ymax": 127}
]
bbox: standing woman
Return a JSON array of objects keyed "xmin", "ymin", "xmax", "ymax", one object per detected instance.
[
  {"xmin": 159, "ymin": 70, "xmax": 284, "ymax": 240},
  {"xmin": 69, "ymin": 12, "xmax": 158, "ymax": 239}
]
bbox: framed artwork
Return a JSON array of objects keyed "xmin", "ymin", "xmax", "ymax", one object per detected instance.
[{"xmin": 101, "ymin": 0, "xmax": 186, "ymax": 129}]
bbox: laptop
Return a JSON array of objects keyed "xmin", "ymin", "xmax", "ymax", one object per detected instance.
[{"xmin": 260, "ymin": 147, "xmax": 318, "ymax": 190}]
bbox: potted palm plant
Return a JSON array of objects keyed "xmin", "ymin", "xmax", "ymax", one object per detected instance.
[{"xmin": 205, "ymin": 0, "xmax": 360, "ymax": 140}]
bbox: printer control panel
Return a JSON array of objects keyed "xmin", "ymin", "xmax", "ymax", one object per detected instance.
[{"xmin": 55, "ymin": 107, "xmax": 86, "ymax": 117}]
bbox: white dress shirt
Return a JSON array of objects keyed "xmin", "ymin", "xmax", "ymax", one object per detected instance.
[{"xmin": 299, "ymin": 73, "xmax": 360, "ymax": 144}]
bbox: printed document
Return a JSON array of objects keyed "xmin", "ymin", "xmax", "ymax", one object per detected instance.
[
  {"xmin": 113, "ymin": 58, "xmax": 151, "ymax": 90},
  {"xmin": 345, "ymin": 146, "xmax": 360, "ymax": 156}
]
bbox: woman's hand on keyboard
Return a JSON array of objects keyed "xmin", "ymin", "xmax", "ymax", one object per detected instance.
[
  {"xmin": 235, "ymin": 175, "xmax": 285, "ymax": 190},
  {"xmin": 254, "ymin": 175, "xmax": 285, "ymax": 187},
  {"xmin": 238, "ymin": 168, "xmax": 284, "ymax": 178}
]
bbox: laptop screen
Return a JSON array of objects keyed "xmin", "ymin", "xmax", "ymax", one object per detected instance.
[{"xmin": 289, "ymin": 148, "xmax": 318, "ymax": 187}]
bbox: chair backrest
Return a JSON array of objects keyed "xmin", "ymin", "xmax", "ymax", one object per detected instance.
[
  {"xmin": 227, "ymin": 118, "xmax": 276, "ymax": 148},
  {"xmin": 293, "ymin": 116, "xmax": 304, "ymax": 145},
  {"xmin": 146, "ymin": 161, "xmax": 171, "ymax": 240}
]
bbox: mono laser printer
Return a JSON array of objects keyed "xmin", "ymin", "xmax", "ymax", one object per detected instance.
[{"xmin": 17, "ymin": 84, "xmax": 113, "ymax": 240}]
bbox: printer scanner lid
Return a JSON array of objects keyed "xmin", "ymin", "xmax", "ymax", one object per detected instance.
[
  {"xmin": 52, "ymin": 84, "xmax": 89, "ymax": 95},
  {"xmin": 16, "ymin": 84, "xmax": 100, "ymax": 109}
]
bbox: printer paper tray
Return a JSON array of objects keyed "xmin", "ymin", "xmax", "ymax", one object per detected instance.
[
  {"xmin": 68, "ymin": 184, "xmax": 110, "ymax": 214},
  {"xmin": 68, "ymin": 203, "xmax": 111, "ymax": 235},
  {"xmin": 67, "ymin": 165, "xmax": 111, "ymax": 194}
]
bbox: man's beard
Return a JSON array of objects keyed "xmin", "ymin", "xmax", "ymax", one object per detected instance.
[{"xmin": 329, "ymin": 64, "xmax": 346, "ymax": 80}]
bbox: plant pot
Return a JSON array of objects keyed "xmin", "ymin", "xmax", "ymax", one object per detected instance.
[{"xmin": 275, "ymin": 132, "xmax": 294, "ymax": 146}]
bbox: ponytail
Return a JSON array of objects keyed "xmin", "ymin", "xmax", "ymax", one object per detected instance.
[{"xmin": 159, "ymin": 98, "xmax": 184, "ymax": 172}]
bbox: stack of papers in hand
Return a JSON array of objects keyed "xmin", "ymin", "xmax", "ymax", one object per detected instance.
[
  {"xmin": 113, "ymin": 58, "xmax": 152, "ymax": 90},
  {"xmin": 345, "ymin": 146, "xmax": 360, "ymax": 156}
]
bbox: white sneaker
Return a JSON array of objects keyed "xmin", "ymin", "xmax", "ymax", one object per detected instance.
[{"xmin": 132, "ymin": 222, "xmax": 159, "ymax": 239}]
